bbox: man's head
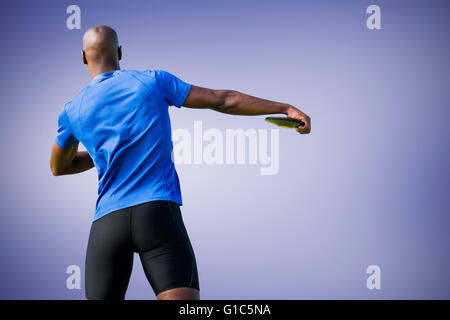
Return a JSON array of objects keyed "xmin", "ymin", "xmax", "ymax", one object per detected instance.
[{"xmin": 82, "ymin": 25, "xmax": 121, "ymax": 69}]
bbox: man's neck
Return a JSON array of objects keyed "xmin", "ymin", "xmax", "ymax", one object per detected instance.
[{"xmin": 88, "ymin": 64, "xmax": 120, "ymax": 79}]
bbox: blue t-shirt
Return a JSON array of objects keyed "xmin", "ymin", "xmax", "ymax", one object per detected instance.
[{"xmin": 55, "ymin": 69, "xmax": 191, "ymax": 221}]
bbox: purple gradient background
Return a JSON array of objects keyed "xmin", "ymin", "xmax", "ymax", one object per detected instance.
[{"xmin": 1, "ymin": 0, "xmax": 449, "ymax": 299}]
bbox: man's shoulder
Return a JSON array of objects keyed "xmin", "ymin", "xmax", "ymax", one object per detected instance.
[
  {"xmin": 122, "ymin": 69, "xmax": 172, "ymax": 89},
  {"xmin": 64, "ymin": 86, "xmax": 88, "ymax": 113}
]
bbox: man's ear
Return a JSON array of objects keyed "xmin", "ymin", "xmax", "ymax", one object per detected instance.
[
  {"xmin": 118, "ymin": 46, "xmax": 122, "ymax": 61},
  {"xmin": 82, "ymin": 50, "xmax": 87, "ymax": 65}
]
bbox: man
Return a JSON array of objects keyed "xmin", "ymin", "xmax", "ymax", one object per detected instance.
[{"xmin": 50, "ymin": 25, "xmax": 311, "ymax": 300}]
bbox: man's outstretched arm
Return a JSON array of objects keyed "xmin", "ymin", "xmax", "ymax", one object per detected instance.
[
  {"xmin": 183, "ymin": 85, "xmax": 311, "ymax": 134},
  {"xmin": 50, "ymin": 142, "xmax": 94, "ymax": 176}
]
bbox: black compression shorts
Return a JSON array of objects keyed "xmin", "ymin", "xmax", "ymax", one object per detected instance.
[{"xmin": 85, "ymin": 200, "xmax": 199, "ymax": 299}]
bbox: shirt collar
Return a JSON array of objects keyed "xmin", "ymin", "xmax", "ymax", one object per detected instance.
[{"xmin": 90, "ymin": 70, "xmax": 121, "ymax": 85}]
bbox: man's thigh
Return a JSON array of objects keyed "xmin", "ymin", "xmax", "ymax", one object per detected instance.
[{"xmin": 85, "ymin": 209, "xmax": 134, "ymax": 300}]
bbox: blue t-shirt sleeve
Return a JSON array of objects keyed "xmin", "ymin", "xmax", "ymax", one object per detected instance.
[
  {"xmin": 55, "ymin": 105, "xmax": 79, "ymax": 148},
  {"xmin": 154, "ymin": 70, "xmax": 191, "ymax": 108}
]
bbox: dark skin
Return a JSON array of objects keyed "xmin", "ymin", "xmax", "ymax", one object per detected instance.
[
  {"xmin": 50, "ymin": 25, "xmax": 311, "ymax": 299},
  {"xmin": 50, "ymin": 143, "xmax": 94, "ymax": 176}
]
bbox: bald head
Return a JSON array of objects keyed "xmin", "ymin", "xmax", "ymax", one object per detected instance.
[{"xmin": 82, "ymin": 26, "xmax": 121, "ymax": 68}]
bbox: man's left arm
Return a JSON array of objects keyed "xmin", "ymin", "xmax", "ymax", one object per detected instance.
[{"xmin": 50, "ymin": 142, "xmax": 94, "ymax": 176}]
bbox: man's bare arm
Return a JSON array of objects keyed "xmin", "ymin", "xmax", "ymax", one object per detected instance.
[
  {"xmin": 183, "ymin": 85, "xmax": 311, "ymax": 134},
  {"xmin": 50, "ymin": 142, "xmax": 94, "ymax": 176}
]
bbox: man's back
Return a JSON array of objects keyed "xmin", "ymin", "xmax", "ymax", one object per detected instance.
[{"xmin": 56, "ymin": 69, "xmax": 191, "ymax": 220}]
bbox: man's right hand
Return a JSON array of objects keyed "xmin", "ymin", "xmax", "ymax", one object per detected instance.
[{"xmin": 286, "ymin": 106, "xmax": 311, "ymax": 134}]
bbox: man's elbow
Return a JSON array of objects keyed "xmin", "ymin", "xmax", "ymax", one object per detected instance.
[
  {"xmin": 51, "ymin": 168, "xmax": 63, "ymax": 176},
  {"xmin": 50, "ymin": 163, "xmax": 64, "ymax": 176},
  {"xmin": 219, "ymin": 90, "xmax": 240, "ymax": 113}
]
